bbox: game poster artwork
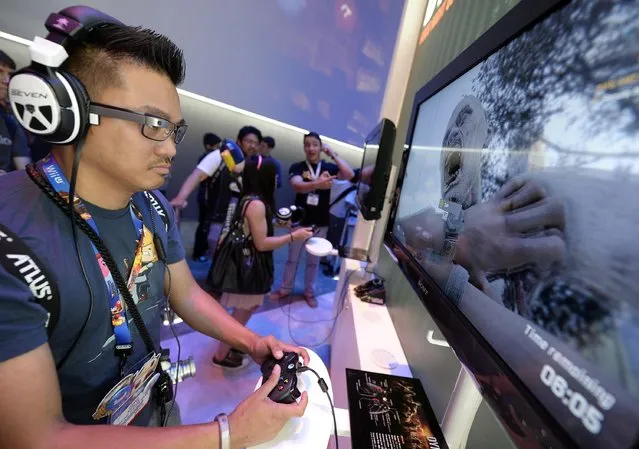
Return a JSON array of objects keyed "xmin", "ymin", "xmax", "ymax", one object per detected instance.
[
  {"xmin": 392, "ymin": 0, "xmax": 639, "ymax": 445},
  {"xmin": 346, "ymin": 369, "xmax": 447, "ymax": 449}
]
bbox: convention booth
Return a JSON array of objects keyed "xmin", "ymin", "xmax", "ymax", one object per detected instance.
[{"xmin": 3, "ymin": 0, "xmax": 639, "ymax": 448}]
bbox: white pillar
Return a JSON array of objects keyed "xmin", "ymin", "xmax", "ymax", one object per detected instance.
[
  {"xmin": 379, "ymin": 0, "xmax": 432, "ymax": 124},
  {"xmin": 331, "ymin": 0, "xmax": 431, "ymax": 318},
  {"xmin": 354, "ymin": 0, "xmax": 432, "ymax": 269}
]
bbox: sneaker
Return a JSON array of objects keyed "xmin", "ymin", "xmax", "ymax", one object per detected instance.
[
  {"xmin": 304, "ymin": 294, "xmax": 318, "ymax": 308},
  {"xmin": 212, "ymin": 351, "xmax": 250, "ymax": 370}
]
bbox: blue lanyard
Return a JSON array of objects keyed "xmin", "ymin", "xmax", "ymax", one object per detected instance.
[{"xmin": 40, "ymin": 155, "xmax": 142, "ymax": 357}]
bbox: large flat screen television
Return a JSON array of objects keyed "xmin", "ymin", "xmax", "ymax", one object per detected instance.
[{"xmin": 386, "ymin": 0, "xmax": 639, "ymax": 448}]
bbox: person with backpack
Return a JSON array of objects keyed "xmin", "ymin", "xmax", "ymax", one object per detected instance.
[
  {"xmin": 0, "ymin": 50, "xmax": 31, "ymax": 175},
  {"xmin": 191, "ymin": 132, "xmax": 222, "ymax": 261},
  {"xmin": 170, "ymin": 126, "xmax": 262, "ymax": 261},
  {"xmin": 210, "ymin": 157, "xmax": 313, "ymax": 368},
  {"xmin": 0, "ymin": 7, "xmax": 309, "ymax": 448}
]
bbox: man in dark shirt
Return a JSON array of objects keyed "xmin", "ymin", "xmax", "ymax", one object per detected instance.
[
  {"xmin": 192, "ymin": 132, "xmax": 221, "ymax": 261},
  {"xmin": 0, "ymin": 10, "xmax": 307, "ymax": 448},
  {"xmin": 271, "ymin": 131, "xmax": 354, "ymax": 307},
  {"xmin": 0, "ymin": 50, "xmax": 31, "ymax": 174},
  {"xmin": 260, "ymin": 136, "xmax": 282, "ymax": 188}
]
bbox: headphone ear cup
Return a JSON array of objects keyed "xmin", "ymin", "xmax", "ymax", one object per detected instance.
[{"xmin": 59, "ymin": 72, "xmax": 91, "ymax": 143}]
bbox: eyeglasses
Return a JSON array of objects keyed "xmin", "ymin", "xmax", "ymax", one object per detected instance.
[{"xmin": 89, "ymin": 103, "xmax": 188, "ymax": 144}]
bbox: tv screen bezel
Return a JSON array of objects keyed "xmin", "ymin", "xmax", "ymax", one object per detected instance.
[
  {"xmin": 381, "ymin": 0, "xmax": 638, "ymax": 448},
  {"xmin": 357, "ymin": 117, "xmax": 396, "ymax": 220}
]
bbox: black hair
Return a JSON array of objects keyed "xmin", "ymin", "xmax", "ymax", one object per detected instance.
[
  {"xmin": 237, "ymin": 125, "xmax": 262, "ymax": 142},
  {"xmin": 304, "ymin": 131, "xmax": 322, "ymax": 146},
  {"xmin": 0, "ymin": 50, "xmax": 16, "ymax": 70},
  {"xmin": 203, "ymin": 132, "xmax": 221, "ymax": 147},
  {"xmin": 242, "ymin": 157, "xmax": 277, "ymax": 216},
  {"xmin": 61, "ymin": 23, "xmax": 185, "ymax": 98},
  {"xmin": 262, "ymin": 136, "xmax": 275, "ymax": 148}
]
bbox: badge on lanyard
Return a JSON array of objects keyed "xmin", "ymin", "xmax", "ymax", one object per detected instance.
[
  {"xmin": 307, "ymin": 193, "xmax": 320, "ymax": 206},
  {"xmin": 92, "ymin": 353, "xmax": 161, "ymax": 424},
  {"xmin": 38, "ymin": 155, "xmax": 162, "ymax": 425},
  {"xmin": 305, "ymin": 161, "xmax": 322, "ymax": 207}
]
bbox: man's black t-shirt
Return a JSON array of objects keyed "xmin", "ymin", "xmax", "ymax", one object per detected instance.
[
  {"xmin": 207, "ymin": 167, "xmax": 235, "ymax": 223},
  {"xmin": 289, "ymin": 160, "xmax": 339, "ymax": 227},
  {"xmin": 0, "ymin": 171, "xmax": 185, "ymax": 425}
]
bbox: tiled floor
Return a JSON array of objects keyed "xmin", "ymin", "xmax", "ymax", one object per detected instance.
[{"xmin": 161, "ymin": 221, "xmax": 338, "ymax": 424}]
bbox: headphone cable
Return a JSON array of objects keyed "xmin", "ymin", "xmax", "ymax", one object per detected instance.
[
  {"xmin": 148, "ymin": 197, "xmax": 182, "ymax": 427},
  {"xmin": 55, "ymin": 140, "xmax": 95, "ymax": 371}
]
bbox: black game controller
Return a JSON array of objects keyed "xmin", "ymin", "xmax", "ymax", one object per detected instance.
[{"xmin": 260, "ymin": 352, "xmax": 302, "ymax": 404}]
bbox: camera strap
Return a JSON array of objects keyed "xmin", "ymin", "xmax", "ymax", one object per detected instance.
[{"xmin": 0, "ymin": 222, "xmax": 61, "ymax": 336}]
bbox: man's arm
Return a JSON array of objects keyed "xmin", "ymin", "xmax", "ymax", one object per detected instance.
[
  {"xmin": 166, "ymin": 260, "xmax": 259, "ymax": 352},
  {"xmin": 290, "ymin": 175, "xmax": 321, "ymax": 194},
  {"xmin": 0, "ymin": 344, "xmax": 224, "ymax": 449},
  {"xmin": 170, "ymin": 150, "xmax": 223, "ymax": 208},
  {"xmin": 170, "ymin": 168, "xmax": 207, "ymax": 208},
  {"xmin": 323, "ymin": 145, "xmax": 354, "ymax": 181}
]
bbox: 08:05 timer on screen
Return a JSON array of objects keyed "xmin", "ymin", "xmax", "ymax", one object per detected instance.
[{"xmin": 540, "ymin": 364, "xmax": 604, "ymax": 435}]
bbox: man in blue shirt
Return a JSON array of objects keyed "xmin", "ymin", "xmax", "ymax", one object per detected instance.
[
  {"xmin": 0, "ymin": 9, "xmax": 308, "ymax": 449},
  {"xmin": 0, "ymin": 50, "xmax": 31, "ymax": 175}
]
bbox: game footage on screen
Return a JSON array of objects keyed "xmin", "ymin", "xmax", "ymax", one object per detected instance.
[{"xmin": 393, "ymin": 0, "xmax": 639, "ymax": 393}]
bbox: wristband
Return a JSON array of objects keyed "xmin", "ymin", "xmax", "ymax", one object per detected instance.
[{"xmin": 214, "ymin": 413, "xmax": 231, "ymax": 449}]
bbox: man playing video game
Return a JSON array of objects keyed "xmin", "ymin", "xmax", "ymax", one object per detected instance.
[{"xmin": 0, "ymin": 7, "xmax": 308, "ymax": 449}]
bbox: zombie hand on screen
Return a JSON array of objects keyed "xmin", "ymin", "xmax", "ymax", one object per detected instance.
[{"xmin": 456, "ymin": 174, "xmax": 567, "ymax": 290}]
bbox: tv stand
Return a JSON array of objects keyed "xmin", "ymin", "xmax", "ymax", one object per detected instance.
[{"xmin": 441, "ymin": 367, "xmax": 483, "ymax": 449}]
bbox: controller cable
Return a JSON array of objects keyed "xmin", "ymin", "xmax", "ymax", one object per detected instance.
[
  {"xmin": 296, "ymin": 366, "xmax": 339, "ymax": 449},
  {"xmin": 282, "ymin": 228, "xmax": 354, "ymax": 348}
]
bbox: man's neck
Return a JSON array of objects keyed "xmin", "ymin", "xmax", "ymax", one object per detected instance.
[
  {"xmin": 307, "ymin": 157, "xmax": 320, "ymax": 165},
  {"xmin": 51, "ymin": 147, "xmax": 132, "ymax": 210}
]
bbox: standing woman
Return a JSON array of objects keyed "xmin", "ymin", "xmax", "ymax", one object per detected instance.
[
  {"xmin": 271, "ymin": 132, "xmax": 354, "ymax": 308},
  {"xmin": 213, "ymin": 157, "xmax": 313, "ymax": 368}
]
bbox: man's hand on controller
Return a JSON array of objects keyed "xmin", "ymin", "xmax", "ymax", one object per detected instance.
[
  {"xmin": 229, "ymin": 364, "xmax": 309, "ymax": 448},
  {"xmin": 249, "ymin": 334, "xmax": 310, "ymax": 366}
]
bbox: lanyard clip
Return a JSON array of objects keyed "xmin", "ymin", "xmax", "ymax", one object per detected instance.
[{"xmin": 115, "ymin": 343, "xmax": 133, "ymax": 357}]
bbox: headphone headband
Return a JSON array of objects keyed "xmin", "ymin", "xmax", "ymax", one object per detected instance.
[{"xmin": 39, "ymin": 6, "xmax": 123, "ymax": 68}]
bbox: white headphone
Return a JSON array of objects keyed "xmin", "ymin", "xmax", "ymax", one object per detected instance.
[{"xmin": 8, "ymin": 5, "xmax": 122, "ymax": 144}]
